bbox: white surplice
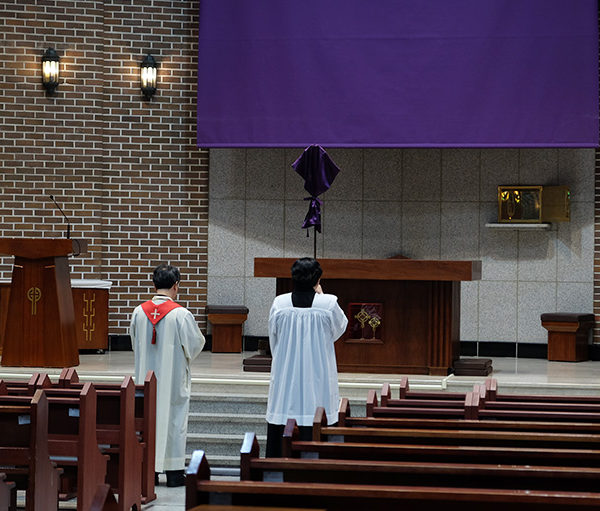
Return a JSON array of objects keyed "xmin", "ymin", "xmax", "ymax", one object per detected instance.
[
  {"xmin": 266, "ymin": 292, "xmax": 348, "ymax": 426},
  {"xmin": 130, "ymin": 295, "xmax": 205, "ymax": 472}
]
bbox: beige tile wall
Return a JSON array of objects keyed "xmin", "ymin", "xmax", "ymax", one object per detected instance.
[{"xmin": 208, "ymin": 147, "xmax": 594, "ymax": 345}]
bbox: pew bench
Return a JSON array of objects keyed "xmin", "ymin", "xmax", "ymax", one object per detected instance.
[
  {"xmin": 282, "ymin": 418, "xmax": 600, "ymax": 468},
  {"xmin": 394, "ymin": 376, "xmax": 496, "ymax": 400},
  {"xmin": 0, "ymin": 382, "xmax": 108, "ymax": 511},
  {"xmin": 313, "ymin": 407, "xmax": 600, "ymax": 450},
  {"xmin": 0, "ymin": 389, "xmax": 60, "ymax": 511},
  {"xmin": 9, "ymin": 374, "xmax": 143, "ymax": 511},
  {"xmin": 240, "ymin": 431, "xmax": 600, "ymax": 492},
  {"xmin": 369, "ymin": 388, "xmax": 600, "ymax": 422},
  {"xmin": 57, "ymin": 368, "xmax": 156, "ymax": 504},
  {"xmin": 186, "ymin": 449, "xmax": 600, "ymax": 511},
  {"xmin": 339, "ymin": 397, "xmax": 600, "ymax": 434},
  {"xmin": 367, "ymin": 388, "xmax": 469, "ymax": 419}
]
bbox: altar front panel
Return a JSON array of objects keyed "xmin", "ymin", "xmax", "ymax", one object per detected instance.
[{"xmin": 275, "ymin": 277, "xmax": 459, "ymax": 375}]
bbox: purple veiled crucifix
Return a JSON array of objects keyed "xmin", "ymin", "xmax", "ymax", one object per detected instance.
[{"xmin": 292, "ymin": 145, "xmax": 341, "ymax": 258}]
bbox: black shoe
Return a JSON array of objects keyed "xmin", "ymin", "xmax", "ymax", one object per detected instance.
[
  {"xmin": 166, "ymin": 470, "xmax": 185, "ymax": 487},
  {"xmin": 155, "ymin": 472, "xmax": 160, "ymax": 485}
]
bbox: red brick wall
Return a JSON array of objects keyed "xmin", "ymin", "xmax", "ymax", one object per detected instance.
[{"xmin": 0, "ymin": 0, "xmax": 208, "ymax": 337}]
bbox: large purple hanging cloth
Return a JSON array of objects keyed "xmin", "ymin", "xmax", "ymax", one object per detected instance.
[
  {"xmin": 197, "ymin": 0, "xmax": 598, "ymax": 148},
  {"xmin": 292, "ymin": 145, "xmax": 341, "ymax": 234}
]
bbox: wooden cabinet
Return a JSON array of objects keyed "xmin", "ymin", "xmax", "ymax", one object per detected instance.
[
  {"xmin": 0, "ymin": 278, "xmax": 111, "ymax": 356},
  {"xmin": 71, "ymin": 280, "xmax": 111, "ymax": 351}
]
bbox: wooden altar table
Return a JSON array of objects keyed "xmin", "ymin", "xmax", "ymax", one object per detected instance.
[{"xmin": 254, "ymin": 258, "xmax": 481, "ymax": 376}]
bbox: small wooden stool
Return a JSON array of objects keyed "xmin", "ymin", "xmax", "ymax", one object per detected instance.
[
  {"xmin": 540, "ymin": 313, "xmax": 595, "ymax": 362},
  {"xmin": 206, "ymin": 305, "xmax": 249, "ymax": 353}
]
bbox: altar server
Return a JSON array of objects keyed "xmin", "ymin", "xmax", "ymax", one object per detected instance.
[
  {"xmin": 265, "ymin": 257, "xmax": 348, "ymax": 457},
  {"xmin": 130, "ymin": 263, "xmax": 205, "ymax": 486}
]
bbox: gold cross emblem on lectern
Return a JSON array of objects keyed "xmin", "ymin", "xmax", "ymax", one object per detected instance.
[{"xmin": 27, "ymin": 287, "xmax": 42, "ymax": 315}]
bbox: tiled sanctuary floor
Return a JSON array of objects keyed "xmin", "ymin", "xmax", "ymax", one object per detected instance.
[{"xmin": 2, "ymin": 350, "xmax": 600, "ymax": 509}]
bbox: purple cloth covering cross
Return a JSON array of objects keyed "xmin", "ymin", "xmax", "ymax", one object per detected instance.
[{"xmin": 292, "ymin": 145, "xmax": 340, "ymax": 233}]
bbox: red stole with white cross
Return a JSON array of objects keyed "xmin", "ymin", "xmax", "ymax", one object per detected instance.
[{"xmin": 141, "ymin": 299, "xmax": 182, "ymax": 344}]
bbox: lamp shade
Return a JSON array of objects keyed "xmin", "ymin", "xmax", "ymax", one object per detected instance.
[
  {"xmin": 140, "ymin": 54, "xmax": 157, "ymax": 99},
  {"xmin": 42, "ymin": 47, "xmax": 60, "ymax": 95}
]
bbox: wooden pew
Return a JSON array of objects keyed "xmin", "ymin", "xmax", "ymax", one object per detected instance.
[
  {"xmin": 0, "ymin": 373, "xmax": 42, "ymax": 396},
  {"xmin": 240, "ymin": 431, "xmax": 600, "ymax": 492},
  {"xmin": 392, "ymin": 377, "xmax": 600, "ymax": 406},
  {"xmin": 53, "ymin": 376, "xmax": 142, "ymax": 511},
  {"xmin": 367, "ymin": 388, "xmax": 470, "ymax": 419},
  {"xmin": 58, "ymin": 368, "xmax": 157, "ymax": 504},
  {"xmin": 0, "ymin": 389, "xmax": 60, "ymax": 511},
  {"xmin": 0, "ymin": 381, "xmax": 108, "ymax": 511},
  {"xmin": 0, "ymin": 473, "xmax": 16, "ymax": 511},
  {"xmin": 282, "ymin": 417, "xmax": 600, "ymax": 468},
  {"xmin": 466, "ymin": 390, "xmax": 600, "ymax": 422},
  {"xmin": 186, "ymin": 449, "xmax": 600, "ymax": 510},
  {"xmin": 11, "ymin": 374, "xmax": 143, "ymax": 511},
  {"xmin": 313, "ymin": 407, "xmax": 600, "ymax": 450},
  {"xmin": 46, "ymin": 383, "xmax": 109, "ymax": 510},
  {"xmin": 394, "ymin": 376, "xmax": 496, "ymax": 400},
  {"xmin": 369, "ymin": 388, "xmax": 600, "ymax": 422},
  {"xmin": 339, "ymin": 397, "xmax": 600, "ymax": 434}
]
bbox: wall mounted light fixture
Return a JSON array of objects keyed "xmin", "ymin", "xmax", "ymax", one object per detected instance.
[
  {"xmin": 140, "ymin": 54, "xmax": 157, "ymax": 100},
  {"xmin": 42, "ymin": 47, "xmax": 60, "ymax": 95}
]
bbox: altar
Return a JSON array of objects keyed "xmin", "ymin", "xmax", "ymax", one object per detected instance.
[{"xmin": 254, "ymin": 257, "xmax": 482, "ymax": 375}]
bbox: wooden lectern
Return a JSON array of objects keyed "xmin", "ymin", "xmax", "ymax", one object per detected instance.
[
  {"xmin": 255, "ymin": 257, "xmax": 481, "ymax": 376},
  {"xmin": 0, "ymin": 238, "xmax": 83, "ymax": 368}
]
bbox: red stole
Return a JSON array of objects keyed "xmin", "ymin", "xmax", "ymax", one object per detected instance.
[{"xmin": 141, "ymin": 299, "xmax": 182, "ymax": 344}]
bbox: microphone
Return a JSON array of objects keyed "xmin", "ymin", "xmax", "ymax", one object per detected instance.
[{"xmin": 49, "ymin": 194, "xmax": 71, "ymax": 239}]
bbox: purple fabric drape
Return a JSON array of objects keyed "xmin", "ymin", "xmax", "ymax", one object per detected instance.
[
  {"xmin": 197, "ymin": 0, "xmax": 598, "ymax": 147},
  {"xmin": 292, "ymin": 145, "xmax": 341, "ymax": 233}
]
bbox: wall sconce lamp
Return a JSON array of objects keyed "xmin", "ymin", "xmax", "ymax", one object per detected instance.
[
  {"xmin": 42, "ymin": 47, "xmax": 60, "ymax": 95},
  {"xmin": 140, "ymin": 54, "xmax": 157, "ymax": 100}
]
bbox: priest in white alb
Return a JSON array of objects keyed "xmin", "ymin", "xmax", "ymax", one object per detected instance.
[
  {"xmin": 265, "ymin": 257, "xmax": 348, "ymax": 457},
  {"xmin": 130, "ymin": 263, "xmax": 205, "ymax": 487}
]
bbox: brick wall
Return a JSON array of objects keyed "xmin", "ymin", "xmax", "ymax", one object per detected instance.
[{"xmin": 0, "ymin": 0, "xmax": 209, "ymax": 337}]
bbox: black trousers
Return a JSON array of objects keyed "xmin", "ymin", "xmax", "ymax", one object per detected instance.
[
  {"xmin": 265, "ymin": 421, "xmax": 338, "ymax": 457},
  {"xmin": 265, "ymin": 422, "xmax": 312, "ymax": 458}
]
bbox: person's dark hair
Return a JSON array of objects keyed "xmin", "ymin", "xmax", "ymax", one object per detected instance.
[
  {"xmin": 153, "ymin": 264, "xmax": 180, "ymax": 290},
  {"xmin": 291, "ymin": 257, "xmax": 322, "ymax": 291}
]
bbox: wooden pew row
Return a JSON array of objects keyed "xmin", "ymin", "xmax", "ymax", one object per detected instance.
[
  {"xmin": 241, "ymin": 431, "xmax": 600, "ymax": 492},
  {"xmin": 186, "ymin": 447, "xmax": 600, "ymax": 511},
  {"xmin": 28, "ymin": 374, "xmax": 143, "ymax": 511},
  {"xmin": 382, "ymin": 382, "xmax": 600, "ymax": 413},
  {"xmin": 57, "ymin": 368, "xmax": 157, "ymax": 504},
  {"xmin": 313, "ymin": 407, "xmax": 600, "ymax": 450},
  {"xmin": 369, "ymin": 389, "xmax": 600, "ymax": 422},
  {"xmin": 282, "ymin": 417, "xmax": 600, "ymax": 468},
  {"xmin": 367, "ymin": 388, "xmax": 469, "ymax": 419},
  {"xmin": 0, "ymin": 473, "xmax": 16, "ymax": 511},
  {"xmin": 339, "ymin": 397, "xmax": 600, "ymax": 434},
  {"xmin": 0, "ymin": 382, "xmax": 108, "ymax": 511},
  {"xmin": 0, "ymin": 389, "xmax": 60, "ymax": 511},
  {"xmin": 392, "ymin": 376, "xmax": 600, "ymax": 405},
  {"xmin": 0, "ymin": 374, "xmax": 41, "ymax": 396},
  {"xmin": 395, "ymin": 376, "xmax": 495, "ymax": 400}
]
